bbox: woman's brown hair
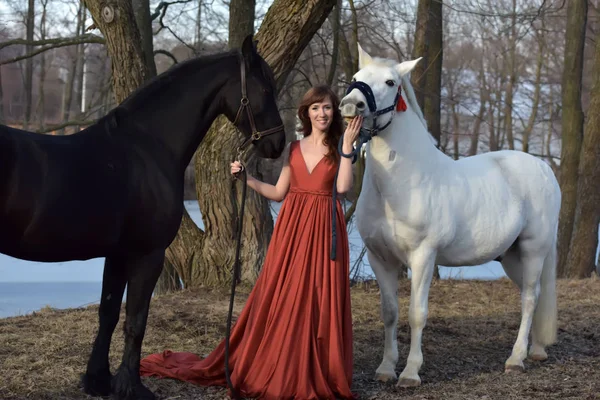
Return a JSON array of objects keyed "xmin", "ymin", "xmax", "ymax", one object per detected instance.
[{"xmin": 297, "ymin": 85, "xmax": 344, "ymax": 162}]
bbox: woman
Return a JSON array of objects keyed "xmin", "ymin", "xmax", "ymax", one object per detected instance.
[{"xmin": 140, "ymin": 85, "xmax": 362, "ymax": 399}]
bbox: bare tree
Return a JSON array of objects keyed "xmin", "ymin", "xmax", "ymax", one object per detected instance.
[
  {"xmin": 23, "ymin": 0, "xmax": 35, "ymax": 130},
  {"xmin": 557, "ymin": 0, "xmax": 587, "ymax": 277},
  {"xmin": 565, "ymin": 27, "xmax": 600, "ymax": 279}
]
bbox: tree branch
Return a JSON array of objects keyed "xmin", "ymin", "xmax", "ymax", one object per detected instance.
[
  {"xmin": 150, "ymin": 0, "xmax": 194, "ymax": 21},
  {"xmin": 0, "ymin": 35, "xmax": 105, "ymax": 65},
  {"xmin": 36, "ymin": 120, "xmax": 96, "ymax": 134},
  {"xmin": 154, "ymin": 49, "xmax": 179, "ymax": 65},
  {"xmin": 0, "ymin": 34, "xmax": 104, "ymax": 51}
]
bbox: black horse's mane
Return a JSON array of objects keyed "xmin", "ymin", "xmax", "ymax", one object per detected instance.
[
  {"xmin": 120, "ymin": 49, "xmax": 241, "ymax": 112},
  {"xmin": 94, "ymin": 46, "xmax": 276, "ymax": 136}
]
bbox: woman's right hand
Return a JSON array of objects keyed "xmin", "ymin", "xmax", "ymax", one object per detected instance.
[{"xmin": 230, "ymin": 161, "xmax": 244, "ymax": 176}]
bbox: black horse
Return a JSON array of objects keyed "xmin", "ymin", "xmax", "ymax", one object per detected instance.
[{"xmin": 0, "ymin": 35, "xmax": 285, "ymax": 399}]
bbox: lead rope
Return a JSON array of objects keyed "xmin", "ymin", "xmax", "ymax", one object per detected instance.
[{"xmin": 225, "ymin": 155, "xmax": 246, "ymax": 400}]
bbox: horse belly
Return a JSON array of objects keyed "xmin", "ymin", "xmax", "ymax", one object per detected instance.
[
  {"xmin": 0, "ymin": 165, "xmax": 128, "ymax": 262},
  {"xmin": 0, "ymin": 198, "xmax": 125, "ymax": 262},
  {"xmin": 436, "ymin": 205, "xmax": 523, "ymax": 266}
]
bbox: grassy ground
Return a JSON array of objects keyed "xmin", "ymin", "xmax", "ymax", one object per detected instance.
[{"xmin": 1, "ymin": 278, "xmax": 599, "ymax": 399}]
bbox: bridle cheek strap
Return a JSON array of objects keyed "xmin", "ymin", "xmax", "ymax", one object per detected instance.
[{"xmin": 233, "ymin": 52, "xmax": 284, "ymax": 155}]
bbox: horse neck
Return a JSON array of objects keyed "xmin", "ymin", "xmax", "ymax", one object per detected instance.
[
  {"xmin": 366, "ymin": 110, "xmax": 448, "ymax": 180},
  {"xmin": 122, "ymin": 56, "xmax": 235, "ymax": 168}
]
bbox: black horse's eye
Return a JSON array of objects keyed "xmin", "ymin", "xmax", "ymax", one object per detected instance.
[{"xmin": 385, "ymin": 80, "xmax": 395, "ymax": 87}]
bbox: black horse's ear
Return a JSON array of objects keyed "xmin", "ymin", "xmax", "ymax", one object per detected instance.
[{"xmin": 241, "ymin": 34, "xmax": 257, "ymax": 67}]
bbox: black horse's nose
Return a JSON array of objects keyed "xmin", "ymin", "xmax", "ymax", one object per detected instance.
[{"xmin": 356, "ymin": 101, "xmax": 366, "ymax": 110}]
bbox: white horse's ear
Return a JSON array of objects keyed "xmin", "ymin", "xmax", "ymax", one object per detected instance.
[
  {"xmin": 357, "ymin": 43, "xmax": 373, "ymax": 69},
  {"xmin": 395, "ymin": 57, "xmax": 423, "ymax": 77}
]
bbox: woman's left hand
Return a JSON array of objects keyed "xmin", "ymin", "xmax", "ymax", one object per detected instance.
[{"xmin": 343, "ymin": 116, "xmax": 363, "ymax": 148}]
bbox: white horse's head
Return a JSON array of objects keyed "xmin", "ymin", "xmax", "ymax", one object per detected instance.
[{"xmin": 340, "ymin": 44, "xmax": 429, "ymax": 139}]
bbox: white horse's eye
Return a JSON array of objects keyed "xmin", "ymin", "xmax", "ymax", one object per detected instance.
[{"xmin": 386, "ymin": 80, "xmax": 395, "ymax": 87}]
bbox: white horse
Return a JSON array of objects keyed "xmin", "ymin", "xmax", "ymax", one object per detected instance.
[{"xmin": 339, "ymin": 45, "xmax": 561, "ymax": 387}]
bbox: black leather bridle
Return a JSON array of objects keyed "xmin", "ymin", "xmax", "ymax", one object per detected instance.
[{"xmin": 233, "ymin": 53, "xmax": 285, "ymax": 157}]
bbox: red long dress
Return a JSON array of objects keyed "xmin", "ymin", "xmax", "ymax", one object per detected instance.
[{"xmin": 140, "ymin": 140, "xmax": 354, "ymax": 400}]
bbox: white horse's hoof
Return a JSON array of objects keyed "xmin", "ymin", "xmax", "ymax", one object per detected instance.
[
  {"xmin": 504, "ymin": 364, "xmax": 525, "ymax": 373},
  {"xmin": 397, "ymin": 377, "xmax": 421, "ymax": 387},
  {"xmin": 374, "ymin": 371, "xmax": 397, "ymax": 382},
  {"xmin": 528, "ymin": 352, "xmax": 548, "ymax": 361}
]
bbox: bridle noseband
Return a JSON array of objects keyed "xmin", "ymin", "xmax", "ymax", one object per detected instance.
[
  {"xmin": 233, "ymin": 52, "xmax": 284, "ymax": 158},
  {"xmin": 337, "ymin": 80, "xmax": 402, "ymax": 161},
  {"xmin": 345, "ymin": 80, "xmax": 400, "ymax": 137}
]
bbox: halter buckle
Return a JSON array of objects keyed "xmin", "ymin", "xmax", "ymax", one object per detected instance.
[
  {"xmin": 251, "ymin": 131, "xmax": 262, "ymax": 141},
  {"xmin": 240, "ymin": 97, "xmax": 249, "ymax": 106}
]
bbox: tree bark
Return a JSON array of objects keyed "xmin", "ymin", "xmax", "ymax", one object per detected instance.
[
  {"xmin": 326, "ymin": 0, "xmax": 341, "ymax": 86},
  {"xmin": 557, "ymin": 0, "xmax": 587, "ymax": 277},
  {"xmin": 83, "ymin": 0, "xmax": 151, "ymax": 103},
  {"xmin": 23, "ymin": 0, "xmax": 34, "ymax": 129},
  {"xmin": 565, "ymin": 30, "xmax": 600, "ymax": 279},
  {"xmin": 502, "ymin": 0, "xmax": 517, "ymax": 151},
  {"xmin": 423, "ymin": 0, "xmax": 442, "ymax": 145},
  {"xmin": 36, "ymin": 0, "xmax": 48, "ymax": 130},
  {"xmin": 164, "ymin": 0, "xmax": 338, "ymax": 288},
  {"xmin": 411, "ymin": 0, "xmax": 432, "ymax": 110},
  {"xmin": 195, "ymin": 0, "xmax": 202, "ymax": 45},
  {"xmin": 229, "ymin": 0, "xmax": 255, "ymax": 50},
  {"xmin": 132, "ymin": 0, "xmax": 157, "ymax": 77}
]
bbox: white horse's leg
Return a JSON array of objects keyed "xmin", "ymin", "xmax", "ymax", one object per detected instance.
[
  {"xmin": 398, "ymin": 248, "xmax": 436, "ymax": 387},
  {"xmin": 529, "ymin": 244, "xmax": 557, "ymax": 361},
  {"xmin": 368, "ymin": 249, "xmax": 400, "ymax": 382},
  {"xmin": 502, "ymin": 244, "xmax": 546, "ymax": 372}
]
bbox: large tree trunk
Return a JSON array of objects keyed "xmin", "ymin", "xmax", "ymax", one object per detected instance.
[
  {"xmin": 419, "ymin": 0, "xmax": 443, "ymax": 280},
  {"xmin": 83, "ymin": 0, "xmax": 150, "ymax": 103},
  {"xmin": 132, "ymin": 0, "xmax": 157, "ymax": 77},
  {"xmin": 557, "ymin": 0, "xmax": 587, "ymax": 277},
  {"xmin": 229, "ymin": 0, "xmax": 255, "ymax": 51},
  {"xmin": 164, "ymin": 0, "xmax": 338, "ymax": 288},
  {"xmin": 565, "ymin": 30, "xmax": 600, "ymax": 279}
]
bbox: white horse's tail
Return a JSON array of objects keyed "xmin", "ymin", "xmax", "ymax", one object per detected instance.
[{"xmin": 533, "ymin": 240, "xmax": 558, "ymax": 346}]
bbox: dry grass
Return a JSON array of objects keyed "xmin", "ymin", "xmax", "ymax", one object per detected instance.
[{"xmin": 1, "ymin": 278, "xmax": 600, "ymax": 399}]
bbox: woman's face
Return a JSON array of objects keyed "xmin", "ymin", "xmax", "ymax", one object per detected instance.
[{"xmin": 308, "ymin": 96, "xmax": 334, "ymax": 133}]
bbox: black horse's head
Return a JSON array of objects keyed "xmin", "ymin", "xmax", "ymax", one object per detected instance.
[{"xmin": 222, "ymin": 35, "xmax": 286, "ymax": 159}]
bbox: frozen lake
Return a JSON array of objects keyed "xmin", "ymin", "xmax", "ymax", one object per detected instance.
[{"xmin": 0, "ymin": 200, "xmax": 508, "ymax": 318}]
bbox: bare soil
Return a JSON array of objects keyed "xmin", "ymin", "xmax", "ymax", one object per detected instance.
[{"xmin": 1, "ymin": 278, "xmax": 599, "ymax": 399}]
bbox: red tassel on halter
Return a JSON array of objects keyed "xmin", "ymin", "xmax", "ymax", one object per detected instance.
[{"xmin": 396, "ymin": 87, "xmax": 407, "ymax": 112}]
